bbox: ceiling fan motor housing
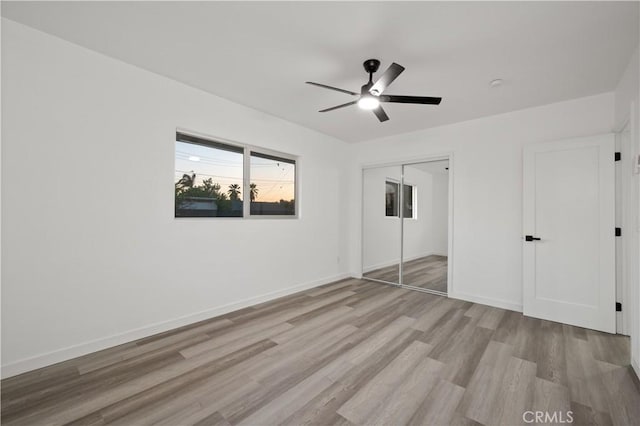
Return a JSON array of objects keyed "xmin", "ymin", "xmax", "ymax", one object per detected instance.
[{"xmin": 363, "ymin": 59, "xmax": 381, "ymax": 74}]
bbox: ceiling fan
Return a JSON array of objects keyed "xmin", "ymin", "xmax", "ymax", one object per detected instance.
[{"xmin": 306, "ymin": 59, "xmax": 442, "ymax": 122}]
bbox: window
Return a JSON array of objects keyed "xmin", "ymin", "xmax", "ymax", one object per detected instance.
[
  {"xmin": 175, "ymin": 132, "xmax": 296, "ymax": 218},
  {"xmin": 403, "ymin": 184, "xmax": 414, "ymax": 218},
  {"xmin": 250, "ymin": 152, "xmax": 296, "ymax": 216},
  {"xmin": 385, "ymin": 180, "xmax": 414, "ymax": 219},
  {"xmin": 385, "ymin": 181, "xmax": 399, "ymax": 217},
  {"xmin": 175, "ymin": 134, "xmax": 244, "ymax": 217}
]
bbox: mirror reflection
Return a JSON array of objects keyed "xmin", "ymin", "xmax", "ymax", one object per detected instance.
[
  {"xmin": 362, "ymin": 166, "xmax": 402, "ymax": 284},
  {"xmin": 401, "ymin": 161, "xmax": 449, "ymax": 293}
]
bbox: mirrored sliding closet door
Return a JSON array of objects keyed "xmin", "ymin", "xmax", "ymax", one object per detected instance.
[{"xmin": 362, "ymin": 159, "xmax": 450, "ymax": 295}]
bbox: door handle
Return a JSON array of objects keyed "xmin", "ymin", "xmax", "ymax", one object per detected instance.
[{"xmin": 525, "ymin": 235, "xmax": 541, "ymax": 241}]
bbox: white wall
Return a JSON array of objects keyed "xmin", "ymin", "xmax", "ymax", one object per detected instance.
[
  {"xmin": 431, "ymin": 173, "xmax": 449, "ymax": 256},
  {"xmin": 348, "ymin": 93, "xmax": 615, "ymax": 311},
  {"xmin": 636, "ymin": 34, "xmax": 640, "ymax": 380},
  {"xmin": 614, "ymin": 45, "xmax": 640, "ymax": 376},
  {"xmin": 1, "ymin": 20, "xmax": 349, "ymax": 377},
  {"xmin": 615, "ymin": 47, "xmax": 639, "ymax": 129}
]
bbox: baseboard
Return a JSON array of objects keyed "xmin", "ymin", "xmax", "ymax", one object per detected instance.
[
  {"xmin": 404, "ymin": 252, "xmax": 438, "ymax": 263},
  {"xmin": 633, "ymin": 356, "xmax": 640, "ymax": 379},
  {"xmin": 448, "ymin": 290, "xmax": 523, "ymax": 313},
  {"xmin": 363, "ymin": 258, "xmax": 401, "ymax": 273},
  {"xmin": 363, "ymin": 252, "xmax": 435, "ymax": 273},
  {"xmin": 1, "ymin": 272, "xmax": 351, "ymax": 379}
]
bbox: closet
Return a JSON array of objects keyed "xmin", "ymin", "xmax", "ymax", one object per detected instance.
[{"xmin": 362, "ymin": 158, "xmax": 451, "ymax": 295}]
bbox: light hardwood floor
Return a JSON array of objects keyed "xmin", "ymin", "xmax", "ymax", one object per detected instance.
[
  {"xmin": 364, "ymin": 255, "xmax": 447, "ymax": 293},
  {"xmin": 2, "ymin": 279, "xmax": 639, "ymax": 426}
]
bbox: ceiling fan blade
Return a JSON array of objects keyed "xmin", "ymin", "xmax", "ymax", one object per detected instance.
[
  {"xmin": 380, "ymin": 95, "xmax": 442, "ymax": 105},
  {"xmin": 369, "ymin": 63, "xmax": 405, "ymax": 95},
  {"xmin": 372, "ymin": 106, "xmax": 389, "ymax": 122},
  {"xmin": 306, "ymin": 82, "xmax": 358, "ymax": 96},
  {"xmin": 319, "ymin": 100, "xmax": 358, "ymax": 112}
]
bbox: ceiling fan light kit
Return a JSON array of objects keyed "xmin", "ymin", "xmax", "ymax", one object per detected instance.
[
  {"xmin": 306, "ymin": 58, "xmax": 442, "ymax": 122},
  {"xmin": 357, "ymin": 96, "xmax": 380, "ymax": 110}
]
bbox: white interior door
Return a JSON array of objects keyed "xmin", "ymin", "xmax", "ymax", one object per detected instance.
[{"xmin": 523, "ymin": 134, "xmax": 616, "ymax": 333}]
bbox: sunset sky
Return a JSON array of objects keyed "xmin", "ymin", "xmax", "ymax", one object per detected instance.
[{"xmin": 175, "ymin": 141, "xmax": 295, "ymax": 203}]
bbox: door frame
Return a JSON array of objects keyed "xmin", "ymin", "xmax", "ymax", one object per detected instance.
[
  {"xmin": 615, "ymin": 116, "xmax": 633, "ymax": 336},
  {"xmin": 360, "ymin": 152, "xmax": 455, "ymax": 296}
]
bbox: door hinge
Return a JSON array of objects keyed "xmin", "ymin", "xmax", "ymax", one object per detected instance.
[
  {"xmin": 615, "ymin": 152, "xmax": 621, "ymax": 161},
  {"xmin": 615, "ymin": 227, "xmax": 621, "ymax": 237},
  {"xmin": 616, "ymin": 302, "xmax": 622, "ymax": 312}
]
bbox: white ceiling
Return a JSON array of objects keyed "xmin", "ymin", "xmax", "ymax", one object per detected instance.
[{"xmin": 2, "ymin": 1, "xmax": 638, "ymax": 143}]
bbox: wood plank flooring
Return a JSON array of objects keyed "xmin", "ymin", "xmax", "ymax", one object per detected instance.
[
  {"xmin": 363, "ymin": 264, "xmax": 399, "ymax": 284},
  {"xmin": 403, "ymin": 256, "xmax": 447, "ymax": 292},
  {"xmin": 2, "ymin": 278, "xmax": 639, "ymax": 426},
  {"xmin": 364, "ymin": 255, "xmax": 447, "ymax": 293}
]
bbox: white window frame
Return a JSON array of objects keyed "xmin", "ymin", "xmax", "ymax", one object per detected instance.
[
  {"xmin": 403, "ymin": 182, "xmax": 417, "ymax": 220},
  {"xmin": 385, "ymin": 178, "xmax": 416, "ymax": 220},
  {"xmin": 384, "ymin": 178, "xmax": 400, "ymax": 218},
  {"xmin": 175, "ymin": 128, "xmax": 299, "ymax": 219}
]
